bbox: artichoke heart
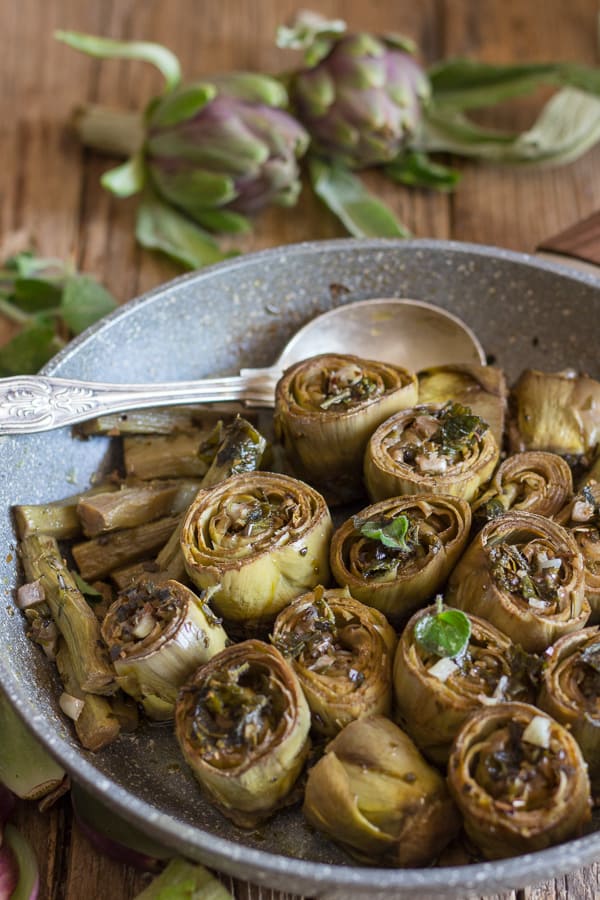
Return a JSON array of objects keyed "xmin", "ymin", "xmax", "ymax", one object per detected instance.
[
  {"xmin": 418, "ymin": 363, "xmax": 507, "ymax": 448},
  {"xmin": 271, "ymin": 586, "xmax": 397, "ymax": 736},
  {"xmin": 472, "ymin": 451, "xmax": 573, "ymax": 528},
  {"xmin": 538, "ymin": 626, "xmax": 600, "ymax": 791},
  {"xmin": 447, "ymin": 702, "xmax": 592, "ymax": 859},
  {"xmin": 364, "ymin": 401, "xmax": 499, "ymax": 504},
  {"xmin": 275, "ymin": 353, "xmax": 418, "ymax": 502},
  {"xmin": 330, "ymin": 493, "xmax": 471, "ymax": 625},
  {"xmin": 446, "ymin": 511, "xmax": 589, "ymax": 653},
  {"xmin": 508, "ymin": 368, "xmax": 600, "ymax": 462},
  {"xmin": 101, "ymin": 579, "xmax": 228, "ymax": 720},
  {"xmin": 303, "ymin": 715, "xmax": 460, "ymax": 866},
  {"xmin": 557, "ymin": 481, "xmax": 600, "ymax": 623},
  {"xmin": 180, "ymin": 471, "xmax": 332, "ymax": 624},
  {"xmin": 394, "ymin": 605, "xmax": 538, "ymax": 764},
  {"xmin": 175, "ymin": 640, "xmax": 311, "ymax": 827}
]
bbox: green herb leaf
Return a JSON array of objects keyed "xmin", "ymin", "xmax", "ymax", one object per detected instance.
[
  {"xmin": 0, "ymin": 319, "xmax": 63, "ymax": 376},
  {"xmin": 414, "ymin": 604, "xmax": 471, "ymax": 659},
  {"xmin": 385, "ymin": 150, "xmax": 461, "ymax": 191},
  {"xmin": 309, "ymin": 157, "xmax": 411, "ymax": 238},
  {"xmin": 12, "ymin": 276, "xmax": 64, "ymax": 312},
  {"xmin": 73, "ymin": 572, "xmax": 103, "ymax": 599},
  {"xmin": 61, "ymin": 274, "xmax": 118, "ymax": 335},
  {"xmin": 55, "ymin": 31, "xmax": 182, "ymax": 91},
  {"xmin": 101, "ymin": 152, "xmax": 146, "ymax": 198},
  {"xmin": 359, "ymin": 514, "xmax": 413, "ymax": 550},
  {"xmin": 136, "ymin": 194, "xmax": 239, "ymax": 269}
]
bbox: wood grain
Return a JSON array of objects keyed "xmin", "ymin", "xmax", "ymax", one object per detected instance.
[{"xmin": 2, "ymin": 1, "xmax": 600, "ymax": 898}]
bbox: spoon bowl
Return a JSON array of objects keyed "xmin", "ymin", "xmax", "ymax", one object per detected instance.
[{"xmin": 0, "ymin": 297, "xmax": 485, "ymax": 435}]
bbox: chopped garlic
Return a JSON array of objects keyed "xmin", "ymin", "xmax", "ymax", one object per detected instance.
[
  {"xmin": 428, "ymin": 657, "xmax": 459, "ymax": 682},
  {"xmin": 132, "ymin": 612, "xmax": 156, "ymax": 639},
  {"xmin": 529, "ymin": 597, "xmax": 549, "ymax": 610},
  {"xmin": 416, "ymin": 453, "xmax": 448, "ymax": 475},
  {"xmin": 571, "ymin": 499, "xmax": 595, "ymax": 523},
  {"xmin": 59, "ymin": 692, "xmax": 85, "ymax": 722},
  {"xmin": 522, "ymin": 715, "xmax": 552, "ymax": 749}
]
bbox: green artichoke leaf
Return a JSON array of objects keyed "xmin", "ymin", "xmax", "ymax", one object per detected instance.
[
  {"xmin": 385, "ymin": 150, "xmax": 461, "ymax": 191},
  {"xmin": 276, "ymin": 11, "xmax": 347, "ymax": 65},
  {"xmin": 309, "ymin": 158, "xmax": 411, "ymax": 238},
  {"xmin": 383, "ymin": 33, "xmax": 418, "ymax": 54},
  {"xmin": 429, "ymin": 58, "xmax": 600, "ymax": 111},
  {"xmin": 101, "ymin": 152, "xmax": 146, "ymax": 198},
  {"xmin": 60, "ymin": 274, "xmax": 118, "ymax": 335},
  {"xmin": 136, "ymin": 194, "xmax": 238, "ymax": 269},
  {"xmin": 209, "ymin": 73, "xmax": 289, "ymax": 108},
  {"xmin": 190, "ymin": 208, "xmax": 252, "ymax": 235},
  {"xmin": 55, "ymin": 30, "xmax": 182, "ymax": 91},
  {"xmin": 149, "ymin": 83, "xmax": 218, "ymax": 127}
]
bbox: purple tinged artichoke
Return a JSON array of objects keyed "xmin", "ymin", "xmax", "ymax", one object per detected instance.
[{"xmin": 279, "ymin": 15, "xmax": 431, "ymax": 169}]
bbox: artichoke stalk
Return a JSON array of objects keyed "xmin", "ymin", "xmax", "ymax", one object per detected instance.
[
  {"xmin": 447, "ymin": 702, "xmax": 592, "ymax": 859},
  {"xmin": 446, "ymin": 510, "xmax": 589, "ymax": 653},
  {"xmin": 175, "ymin": 640, "xmax": 311, "ymax": 827},
  {"xmin": 101, "ymin": 579, "xmax": 228, "ymax": 720},
  {"xmin": 330, "ymin": 494, "xmax": 471, "ymax": 625},
  {"xmin": 180, "ymin": 471, "xmax": 332, "ymax": 626},
  {"xmin": 271, "ymin": 586, "xmax": 397, "ymax": 736},
  {"xmin": 303, "ymin": 714, "xmax": 460, "ymax": 866}
]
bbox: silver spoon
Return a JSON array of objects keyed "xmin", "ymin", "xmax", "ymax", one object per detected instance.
[{"xmin": 0, "ymin": 298, "xmax": 485, "ymax": 435}]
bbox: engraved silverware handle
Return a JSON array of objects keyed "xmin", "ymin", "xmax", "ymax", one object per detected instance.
[{"xmin": 0, "ymin": 369, "xmax": 277, "ymax": 435}]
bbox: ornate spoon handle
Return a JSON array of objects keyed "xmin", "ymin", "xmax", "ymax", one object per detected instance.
[{"xmin": 0, "ymin": 369, "xmax": 276, "ymax": 435}]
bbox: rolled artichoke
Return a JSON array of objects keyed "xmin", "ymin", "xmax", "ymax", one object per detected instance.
[
  {"xmin": 275, "ymin": 353, "xmax": 418, "ymax": 502},
  {"xmin": 508, "ymin": 368, "xmax": 600, "ymax": 465},
  {"xmin": 364, "ymin": 401, "xmax": 499, "ymax": 504},
  {"xmin": 394, "ymin": 603, "xmax": 538, "ymax": 764},
  {"xmin": 556, "ymin": 482, "xmax": 600, "ymax": 622},
  {"xmin": 446, "ymin": 511, "xmax": 589, "ymax": 653},
  {"xmin": 175, "ymin": 640, "xmax": 310, "ymax": 827},
  {"xmin": 538, "ymin": 627, "xmax": 600, "ymax": 790},
  {"xmin": 472, "ymin": 451, "xmax": 573, "ymax": 528},
  {"xmin": 330, "ymin": 494, "xmax": 471, "ymax": 625},
  {"xmin": 303, "ymin": 715, "xmax": 460, "ymax": 866},
  {"xmin": 100, "ymin": 579, "xmax": 228, "ymax": 720},
  {"xmin": 417, "ymin": 363, "xmax": 507, "ymax": 449},
  {"xmin": 271, "ymin": 586, "xmax": 397, "ymax": 736},
  {"xmin": 180, "ymin": 471, "xmax": 332, "ymax": 625},
  {"xmin": 447, "ymin": 702, "xmax": 592, "ymax": 859}
]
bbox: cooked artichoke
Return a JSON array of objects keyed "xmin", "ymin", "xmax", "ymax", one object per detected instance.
[
  {"xmin": 538, "ymin": 627, "xmax": 600, "ymax": 790},
  {"xmin": 180, "ymin": 471, "xmax": 332, "ymax": 625},
  {"xmin": 556, "ymin": 481, "xmax": 600, "ymax": 622},
  {"xmin": 417, "ymin": 363, "xmax": 507, "ymax": 448},
  {"xmin": 303, "ymin": 715, "xmax": 460, "ymax": 866},
  {"xmin": 472, "ymin": 451, "xmax": 573, "ymax": 528},
  {"xmin": 394, "ymin": 604, "xmax": 538, "ymax": 764},
  {"xmin": 175, "ymin": 640, "xmax": 310, "ymax": 827},
  {"xmin": 271, "ymin": 586, "xmax": 397, "ymax": 736},
  {"xmin": 364, "ymin": 401, "xmax": 499, "ymax": 503},
  {"xmin": 508, "ymin": 369, "xmax": 600, "ymax": 463},
  {"xmin": 446, "ymin": 511, "xmax": 589, "ymax": 653},
  {"xmin": 330, "ymin": 494, "xmax": 471, "ymax": 625},
  {"xmin": 100, "ymin": 579, "xmax": 228, "ymax": 720},
  {"xmin": 447, "ymin": 702, "xmax": 592, "ymax": 859},
  {"xmin": 275, "ymin": 353, "xmax": 417, "ymax": 502}
]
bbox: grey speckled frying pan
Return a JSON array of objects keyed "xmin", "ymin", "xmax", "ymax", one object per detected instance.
[{"xmin": 1, "ymin": 238, "xmax": 599, "ymax": 899}]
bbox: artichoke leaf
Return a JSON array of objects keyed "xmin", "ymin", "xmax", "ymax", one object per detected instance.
[{"xmin": 101, "ymin": 152, "xmax": 146, "ymax": 198}]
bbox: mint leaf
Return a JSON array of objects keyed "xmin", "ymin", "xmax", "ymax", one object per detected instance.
[
  {"xmin": 0, "ymin": 320, "xmax": 63, "ymax": 376},
  {"xmin": 61, "ymin": 274, "xmax": 118, "ymax": 335},
  {"xmin": 414, "ymin": 604, "xmax": 471, "ymax": 659},
  {"xmin": 358, "ymin": 514, "xmax": 412, "ymax": 550},
  {"xmin": 12, "ymin": 276, "xmax": 64, "ymax": 312}
]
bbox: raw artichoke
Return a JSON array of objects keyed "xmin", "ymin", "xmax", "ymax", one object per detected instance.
[{"xmin": 447, "ymin": 702, "xmax": 592, "ymax": 859}]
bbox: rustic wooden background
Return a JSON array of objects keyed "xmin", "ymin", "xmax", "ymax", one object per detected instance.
[{"xmin": 2, "ymin": 0, "xmax": 600, "ymax": 897}]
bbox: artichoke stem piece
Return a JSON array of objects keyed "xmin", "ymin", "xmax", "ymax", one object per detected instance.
[
  {"xmin": 447, "ymin": 702, "xmax": 592, "ymax": 859},
  {"xmin": 72, "ymin": 514, "xmax": 181, "ymax": 582},
  {"xmin": 55, "ymin": 641, "xmax": 121, "ymax": 751},
  {"xmin": 175, "ymin": 640, "xmax": 311, "ymax": 827},
  {"xmin": 303, "ymin": 715, "xmax": 460, "ymax": 866}
]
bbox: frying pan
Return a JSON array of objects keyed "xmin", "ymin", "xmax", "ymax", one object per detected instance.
[{"xmin": 1, "ymin": 237, "xmax": 599, "ymax": 899}]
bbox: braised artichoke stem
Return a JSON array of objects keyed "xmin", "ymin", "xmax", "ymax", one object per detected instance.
[
  {"xmin": 77, "ymin": 479, "xmax": 201, "ymax": 537},
  {"xmin": 75, "ymin": 403, "xmax": 250, "ymax": 436},
  {"xmin": 110, "ymin": 560, "xmax": 165, "ymax": 592},
  {"xmin": 303, "ymin": 715, "xmax": 460, "ymax": 866},
  {"xmin": 417, "ymin": 363, "xmax": 507, "ymax": 448},
  {"xmin": 14, "ymin": 482, "xmax": 119, "ymax": 540},
  {"xmin": 101, "ymin": 579, "xmax": 228, "ymax": 721},
  {"xmin": 123, "ymin": 430, "xmax": 213, "ymax": 480},
  {"xmin": 72, "ymin": 514, "xmax": 181, "ymax": 583},
  {"xmin": 175, "ymin": 640, "xmax": 311, "ymax": 827},
  {"xmin": 55, "ymin": 641, "xmax": 121, "ymax": 751},
  {"xmin": 19, "ymin": 534, "xmax": 116, "ymax": 695},
  {"xmin": 447, "ymin": 702, "xmax": 592, "ymax": 859},
  {"xmin": 271, "ymin": 587, "xmax": 397, "ymax": 736}
]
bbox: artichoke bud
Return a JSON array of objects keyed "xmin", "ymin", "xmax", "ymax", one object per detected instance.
[{"xmin": 145, "ymin": 74, "xmax": 309, "ymax": 222}]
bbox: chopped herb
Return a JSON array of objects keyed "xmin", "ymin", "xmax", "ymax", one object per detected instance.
[
  {"xmin": 488, "ymin": 542, "xmax": 561, "ymax": 605},
  {"xmin": 357, "ymin": 513, "xmax": 413, "ymax": 551},
  {"xmin": 414, "ymin": 597, "xmax": 471, "ymax": 659},
  {"xmin": 72, "ymin": 571, "xmax": 103, "ymax": 599}
]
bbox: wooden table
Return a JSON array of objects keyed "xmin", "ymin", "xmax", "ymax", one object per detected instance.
[{"xmin": 2, "ymin": 0, "xmax": 600, "ymax": 897}]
